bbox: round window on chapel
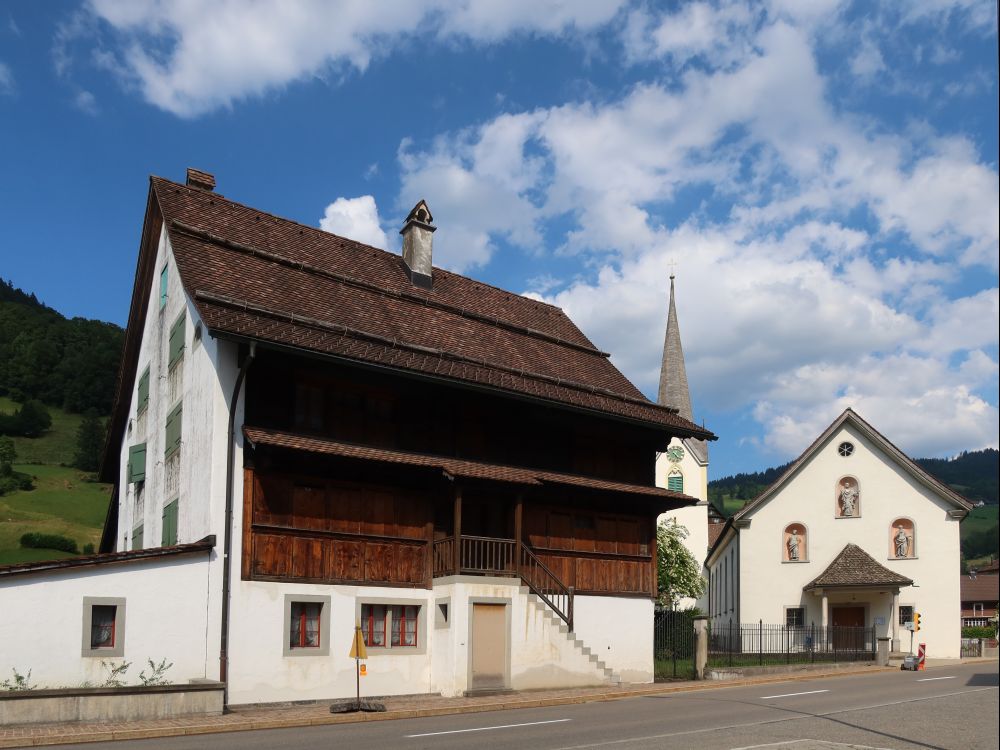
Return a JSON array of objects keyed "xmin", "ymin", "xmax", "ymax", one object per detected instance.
[{"xmin": 838, "ymin": 442, "xmax": 855, "ymax": 457}]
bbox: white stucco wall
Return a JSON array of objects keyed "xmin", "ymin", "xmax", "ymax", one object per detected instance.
[
  {"xmin": 0, "ymin": 555, "xmax": 213, "ymax": 689},
  {"xmin": 572, "ymin": 594, "xmax": 653, "ymax": 683},
  {"xmin": 115, "ymin": 228, "xmax": 233, "ymax": 554},
  {"xmin": 736, "ymin": 421, "xmax": 963, "ymax": 658},
  {"xmin": 224, "ymin": 577, "xmax": 628, "ymax": 704}
]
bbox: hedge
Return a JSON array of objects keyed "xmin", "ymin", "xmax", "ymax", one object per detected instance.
[{"xmin": 19, "ymin": 532, "xmax": 78, "ymax": 554}]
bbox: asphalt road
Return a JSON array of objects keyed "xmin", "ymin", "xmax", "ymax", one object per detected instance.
[{"xmin": 59, "ymin": 662, "xmax": 998, "ymax": 750}]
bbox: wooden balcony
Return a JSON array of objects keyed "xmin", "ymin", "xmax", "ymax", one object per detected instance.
[{"xmin": 433, "ymin": 534, "xmax": 574, "ymax": 631}]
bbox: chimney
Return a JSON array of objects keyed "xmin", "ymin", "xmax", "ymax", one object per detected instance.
[
  {"xmin": 186, "ymin": 168, "xmax": 216, "ymax": 192},
  {"xmin": 400, "ymin": 200, "xmax": 435, "ymax": 289}
]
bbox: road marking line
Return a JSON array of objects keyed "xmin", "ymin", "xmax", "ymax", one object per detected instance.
[
  {"xmin": 405, "ymin": 718, "xmax": 571, "ymax": 737},
  {"xmin": 916, "ymin": 676, "xmax": 956, "ymax": 682},
  {"xmin": 548, "ymin": 686, "xmax": 997, "ymax": 750},
  {"xmin": 759, "ymin": 689, "xmax": 830, "ymax": 699}
]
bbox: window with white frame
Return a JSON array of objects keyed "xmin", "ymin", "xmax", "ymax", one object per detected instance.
[
  {"xmin": 283, "ymin": 595, "xmax": 330, "ymax": 656},
  {"xmin": 973, "ymin": 603, "xmax": 984, "ymax": 614},
  {"xmin": 786, "ymin": 607, "xmax": 805, "ymax": 628},
  {"xmin": 82, "ymin": 597, "xmax": 126, "ymax": 657}
]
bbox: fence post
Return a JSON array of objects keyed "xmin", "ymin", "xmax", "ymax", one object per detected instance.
[
  {"xmin": 811, "ymin": 623, "xmax": 815, "ymax": 663},
  {"xmin": 693, "ymin": 616, "xmax": 709, "ymax": 680},
  {"xmin": 759, "ymin": 619, "xmax": 763, "ymax": 666},
  {"xmin": 785, "ymin": 624, "xmax": 789, "ymax": 664}
]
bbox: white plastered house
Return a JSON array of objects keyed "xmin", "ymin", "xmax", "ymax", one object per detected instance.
[
  {"xmin": 706, "ymin": 408, "xmax": 971, "ymax": 658},
  {"xmin": 0, "ymin": 169, "xmax": 717, "ymax": 705}
]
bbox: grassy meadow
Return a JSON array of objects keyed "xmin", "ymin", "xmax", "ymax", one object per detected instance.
[{"xmin": 0, "ymin": 397, "xmax": 111, "ymax": 565}]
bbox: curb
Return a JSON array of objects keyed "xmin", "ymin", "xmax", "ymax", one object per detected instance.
[{"xmin": 0, "ymin": 664, "xmax": 954, "ymax": 748}]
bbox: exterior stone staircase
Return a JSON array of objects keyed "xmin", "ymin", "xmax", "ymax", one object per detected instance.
[{"xmin": 520, "ymin": 585, "xmax": 622, "ymax": 685}]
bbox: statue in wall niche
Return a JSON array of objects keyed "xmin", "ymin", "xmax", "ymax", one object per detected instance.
[
  {"xmin": 839, "ymin": 478, "xmax": 859, "ymax": 517},
  {"xmin": 894, "ymin": 525, "xmax": 910, "ymax": 558},
  {"xmin": 787, "ymin": 530, "xmax": 801, "ymax": 561}
]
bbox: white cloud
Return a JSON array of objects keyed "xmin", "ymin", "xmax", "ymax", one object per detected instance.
[
  {"xmin": 74, "ymin": 89, "xmax": 99, "ymax": 115},
  {"xmin": 73, "ymin": 0, "xmax": 625, "ymax": 117},
  {"xmin": 318, "ymin": 195, "xmax": 389, "ymax": 250},
  {"xmin": 0, "ymin": 61, "xmax": 14, "ymax": 95},
  {"xmin": 390, "ymin": 5, "xmax": 998, "ymax": 460}
]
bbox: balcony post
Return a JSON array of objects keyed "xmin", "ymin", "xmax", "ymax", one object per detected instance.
[
  {"xmin": 453, "ymin": 485, "xmax": 462, "ymax": 575},
  {"xmin": 514, "ymin": 494, "xmax": 523, "ymax": 575}
]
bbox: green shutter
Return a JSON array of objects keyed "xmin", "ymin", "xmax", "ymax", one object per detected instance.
[
  {"xmin": 127, "ymin": 443, "xmax": 146, "ymax": 483},
  {"xmin": 132, "ymin": 525, "xmax": 144, "ymax": 550},
  {"xmin": 161, "ymin": 500, "xmax": 178, "ymax": 546},
  {"xmin": 159, "ymin": 267, "xmax": 168, "ymax": 309},
  {"xmin": 667, "ymin": 473, "xmax": 684, "ymax": 493},
  {"xmin": 164, "ymin": 403, "xmax": 182, "ymax": 457},
  {"xmin": 137, "ymin": 367, "xmax": 150, "ymax": 412},
  {"xmin": 168, "ymin": 313, "xmax": 186, "ymax": 366}
]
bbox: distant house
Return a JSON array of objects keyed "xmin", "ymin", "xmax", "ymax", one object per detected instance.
[
  {"xmin": 0, "ymin": 169, "xmax": 715, "ymax": 704},
  {"xmin": 961, "ymin": 569, "xmax": 999, "ymax": 628},
  {"xmin": 706, "ymin": 409, "xmax": 972, "ymax": 658}
]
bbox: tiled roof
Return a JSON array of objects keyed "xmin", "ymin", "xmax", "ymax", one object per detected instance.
[
  {"xmin": 805, "ymin": 543, "xmax": 913, "ymax": 590},
  {"xmin": 961, "ymin": 574, "xmax": 1000, "ymax": 603},
  {"xmin": 153, "ymin": 177, "xmax": 714, "ymax": 438},
  {"xmin": 707, "ymin": 521, "xmax": 725, "ymax": 550},
  {"xmin": 243, "ymin": 426, "xmax": 697, "ymax": 505},
  {"xmin": 0, "ymin": 536, "xmax": 215, "ymax": 579}
]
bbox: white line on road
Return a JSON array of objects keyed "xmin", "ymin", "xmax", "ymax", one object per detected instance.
[
  {"xmin": 405, "ymin": 718, "xmax": 571, "ymax": 738},
  {"xmin": 916, "ymin": 676, "xmax": 956, "ymax": 682},
  {"xmin": 759, "ymin": 689, "xmax": 830, "ymax": 699},
  {"xmin": 547, "ymin": 686, "xmax": 997, "ymax": 750}
]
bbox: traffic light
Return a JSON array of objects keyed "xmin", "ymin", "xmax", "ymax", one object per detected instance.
[{"xmin": 914, "ymin": 612, "xmax": 921, "ymax": 632}]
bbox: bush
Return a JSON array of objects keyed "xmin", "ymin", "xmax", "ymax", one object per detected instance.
[
  {"xmin": 0, "ymin": 400, "xmax": 52, "ymax": 438},
  {"xmin": 0, "ymin": 472, "xmax": 34, "ymax": 495},
  {"xmin": 19, "ymin": 532, "xmax": 78, "ymax": 554},
  {"xmin": 962, "ymin": 625, "xmax": 997, "ymax": 639},
  {"xmin": 82, "ymin": 543, "xmax": 95, "ymax": 555}
]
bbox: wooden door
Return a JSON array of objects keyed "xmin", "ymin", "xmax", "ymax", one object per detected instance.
[
  {"xmin": 832, "ymin": 606, "xmax": 865, "ymax": 627},
  {"xmin": 471, "ymin": 603, "xmax": 507, "ymax": 690},
  {"xmin": 832, "ymin": 606, "xmax": 865, "ymax": 651}
]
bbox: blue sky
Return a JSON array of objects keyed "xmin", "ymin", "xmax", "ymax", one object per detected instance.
[{"xmin": 1, "ymin": 1, "xmax": 997, "ymax": 477}]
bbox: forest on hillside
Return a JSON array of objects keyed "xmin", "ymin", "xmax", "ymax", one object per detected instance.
[{"xmin": 0, "ymin": 278, "xmax": 123, "ymax": 415}]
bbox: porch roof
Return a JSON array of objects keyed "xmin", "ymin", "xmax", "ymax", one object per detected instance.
[
  {"xmin": 804, "ymin": 543, "xmax": 913, "ymax": 591},
  {"xmin": 243, "ymin": 426, "xmax": 697, "ymax": 505}
]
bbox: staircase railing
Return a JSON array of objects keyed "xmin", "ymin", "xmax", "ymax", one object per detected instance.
[
  {"xmin": 431, "ymin": 535, "xmax": 574, "ymax": 631},
  {"xmin": 519, "ymin": 542, "xmax": 574, "ymax": 631}
]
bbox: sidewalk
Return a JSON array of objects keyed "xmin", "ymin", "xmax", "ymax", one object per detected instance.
[{"xmin": 2, "ymin": 661, "xmax": 990, "ymax": 749}]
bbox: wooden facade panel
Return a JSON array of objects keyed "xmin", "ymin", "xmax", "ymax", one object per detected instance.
[
  {"xmin": 395, "ymin": 544, "xmax": 427, "ymax": 584},
  {"xmin": 253, "ymin": 533, "xmax": 292, "ymax": 578},
  {"xmin": 330, "ymin": 539, "xmax": 365, "ymax": 581},
  {"xmin": 329, "ymin": 486, "xmax": 362, "ymax": 535},
  {"xmin": 291, "ymin": 536, "xmax": 327, "ymax": 579},
  {"xmin": 365, "ymin": 542, "xmax": 394, "ymax": 582},
  {"xmin": 292, "ymin": 483, "xmax": 326, "ymax": 530}
]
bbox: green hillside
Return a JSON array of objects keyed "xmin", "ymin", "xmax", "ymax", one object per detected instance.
[
  {"xmin": 0, "ymin": 280, "xmax": 118, "ymax": 565},
  {"xmin": 0, "ymin": 464, "xmax": 109, "ymax": 564}
]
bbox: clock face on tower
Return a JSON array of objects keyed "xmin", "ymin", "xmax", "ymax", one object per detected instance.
[{"xmin": 667, "ymin": 445, "xmax": 685, "ymax": 463}]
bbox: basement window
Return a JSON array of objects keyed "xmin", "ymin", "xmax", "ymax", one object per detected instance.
[{"xmin": 82, "ymin": 597, "xmax": 126, "ymax": 657}]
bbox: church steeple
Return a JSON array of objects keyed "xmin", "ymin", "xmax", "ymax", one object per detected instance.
[{"xmin": 657, "ymin": 273, "xmax": 693, "ymax": 422}]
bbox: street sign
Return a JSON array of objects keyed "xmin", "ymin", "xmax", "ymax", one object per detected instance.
[{"xmin": 904, "ymin": 621, "xmax": 915, "ymax": 631}]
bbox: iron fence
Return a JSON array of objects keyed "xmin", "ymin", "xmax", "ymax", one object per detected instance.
[
  {"xmin": 653, "ymin": 609, "xmax": 696, "ymax": 679},
  {"xmin": 708, "ymin": 621, "xmax": 876, "ymax": 667},
  {"xmin": 961, "ymin": 638, "xmax": 984, "ymax": 658}
]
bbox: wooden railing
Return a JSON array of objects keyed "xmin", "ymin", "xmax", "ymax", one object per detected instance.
[
  {"xmin": 432, "ymin": 535, "xmax": 573, "ymax": 630},
  {"xmin": 519, "ymin": 543, "xmax": 574, "ymax": 630}
]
